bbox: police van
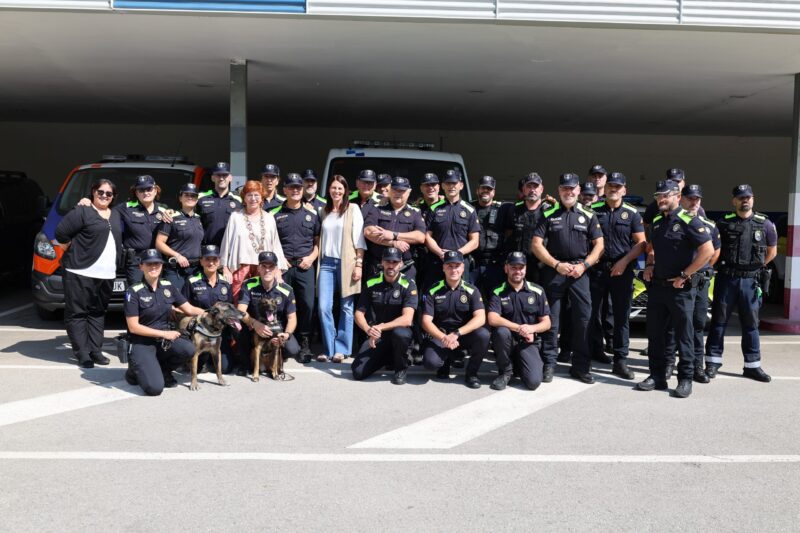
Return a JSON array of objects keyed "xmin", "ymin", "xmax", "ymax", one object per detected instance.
[
  {"xmin": 31, "ymin": 155, "xmax": 209, "ymax": 319},
  {"xmin": 322, "ymin": 141, "xmax": 471, "ymax": 202}
]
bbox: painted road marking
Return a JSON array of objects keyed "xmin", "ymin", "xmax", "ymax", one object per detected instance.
[
  {"xmin": 350, "ymin": 379, "xmax": 594, "ymax": 450},
  {"xmin": 0, "ymin": 303, "xmax": 32, "ymax": 318}
]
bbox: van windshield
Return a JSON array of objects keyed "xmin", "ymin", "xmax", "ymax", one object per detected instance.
[
  {"xmin": 327, "ymin": 158, "xmax": 469, "ymax": 203},
  {"xmin": 57, "ymin": 167, "xmax": 196, "ymax": 215}
]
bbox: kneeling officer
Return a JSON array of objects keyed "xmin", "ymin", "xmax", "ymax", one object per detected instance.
[
  {"xmin": 487, "ymin": 252, "xmax": 552, "ymax": 391},
  {"xmin": 352, "ymin": 247, "xmax": 418, "ymax": 384}
]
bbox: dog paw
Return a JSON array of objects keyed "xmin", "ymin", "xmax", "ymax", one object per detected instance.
[
  {"xmin": 251, "ymin": 376, "xmax": 260, "ymax": 382},
  {"xmin": 189, "ymin": 383, "xmax": 199, "ymax": 391},
  {"xmin": 218, "ymin": 377, "xmax": 228, "ymax": 387}
]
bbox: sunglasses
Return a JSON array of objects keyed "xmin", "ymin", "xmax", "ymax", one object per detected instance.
[
  {"xmin": 138, "ymin": 187, "xmax": 155, "ymax": 193},
  {"xmin": 95, "ymin": 190, "xmax": 114, "ymax": 198}
]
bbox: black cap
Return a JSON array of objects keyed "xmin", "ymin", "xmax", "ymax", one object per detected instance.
[
  {"xmin": 358, "ymin": 169, "xmax": 376, "ymax": 182},
  {"xmin": 559, "ymin": 173, "xmax": 580, "ymax": 187},
  {"xmin": 139, "ymin": 249, "xmax": 163, "ymax": 264},
  {"xmin": 506, "ymin": 251, "xmax": 527, "ymax": 265},
  {"xmin": 283, "ymin": 173, "xmax": 303, "ymax": 187},
  {"xmin": 258, "ymin": 251, "xmax": 278, "ymax": 265},
  {"xmin": 443, "ymin": 250, "xmax": 464, "ymax": 263},
  {"xmin": 443, "ymin": 169, "xmax": 462, "ymax": 183},
  {"xmin": 733, "ymin": 184, "xmax": 754, "ymax": 197},
  {"xmin": 478, "ymin": 175, "xmax": 496, "ymax": 189},
  {"xmin": 522, "ymin": 172, "xmax": 543, "ymax": 186},
  {"xmin": 212, "ymin": 162, "xmax": 231, "ymax": 175},
  {"xmin": 382, "ymin": 247, "xmax": 403, "ymax": 262},
  {"xmin": 302, "ymin": 169, "xmax": 317, "ymax": 181},
  {"xmin": 262, "ymin": 164, "xmax": 280, "ymax": 176},
  {"xmin": 682, "ymin": 184, "xmax": 703, "ymax": 198},
  {"xmin": 581, "ymin": 182, "xmax": 597, "ymax": 196},
  {"xmin": 201, "ymin": 245, "xmax": 220, "ymax": 258},
  {"xmin": 607, "ymin": 172, "xmax": 626, "ymax": 186},
  {"xmin": 655, "ymin": 180, "xmax": 679, "ymax": 194},
  {"xmin": 135, "ymin": 175, "xmax": 156, "ymax": 189},
  {"xmin": 589, "ymin": 164, "xmax": 607, "ymax": 175},
  {"xmin": 391, "ymin": 176, "xmax": 411, "ymax": 190},
  {"xmin": 666, "ymin": 168, "xmax": 685, "ymax": 181},
  {"xmin": 179, "ymin": 183, "xmax": 198, "ymax": 195},
  {"xmin": 421, "ymin": 173, "xmax": 440, "ymax": 185},
  {"xmin": 377, "ymin": 173, "xmax": 392, "ymax": 186}
]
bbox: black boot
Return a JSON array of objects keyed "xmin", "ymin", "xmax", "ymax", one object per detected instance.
[
  {"xmin": 491, "ymin": 373, "xmax": 512, "ymax": 391},
  {"xmin": 297, "ymin": 336, "xmax": 312, "ymax": 364},
  {"xmin": 391, "ymin": 368, "xmax": 408, "ymax": 385},
  {"xmin": 693, "ymin": 368, "xmax": 710, "ymax": 384},
  {"xmin": 705, "ymin": 364, "xmax": 720, "ymax": 379},
  {"xmin": 635, "ymin": 375, "xmax": 668, "ymax": 391},
  {"xmin": 673, "ymin": 379, "xmax": 692, "ymax": 398},
  {"xmin": 542, "ymin": 364, "xmax": 555, "ymax": 383},
  {"xmin": 611, "ymin": 360, "xmax": 635, "ymax": 380},
  {"xmin": 743, "ymin": 367, "xmax": 772, "ymax": 383}
]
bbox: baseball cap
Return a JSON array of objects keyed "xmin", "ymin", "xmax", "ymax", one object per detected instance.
[
  {"xmin": 262, "ymin": 164, "xmax": 280, "ymax": 176},
  {"xmin": 212, "ymin": 162, "xmax": 231, "ymax": 175},
  {"xmin": 179, "ymin": 183, "xmax": 198, "ymax": 195},
  {"xmin": 377, "ymin": 173, "xmax": 392, "ymax": 186},
  {"xmin": 559, "ymin": 173, "xmax": 580, "ymax": 187},
  {"xmin": 135, "ymin": 175, "xmax": 156, "ymax": 189},
  {"xmin": 201, "ymin": 245, "xmax": 220, "ymax": 258},
  {"xmin": 358, "ymin": 169, "xmax": 376, "ymax": 182},
  {"xmin": 732, "ymin": 184, "xmax": 754, "ymax": 197},
  {"xmin": 589, "ymin": 164, "xmax": 607, "ymax": 175},
  {"xmin": 283, "ymin": 173, "xmax": 303, "ymax": 187},
  {"xmin": 682, "ymin": 184, "xmax": 703, "ymax": 198},
  {"xmin": 655, "ymin": 180, "xmax": 679, "ymax": 194},
  {"xmin": 443, "ymin": 169, "xmax": 462, "ymax": 183},
  {"xmin": 258, "ymin": 251, "xmax": 278, "ymax": 265},
  {"xmin": 302, "ymin": 169, "xmax": 317, "ymax": 181},
  {"xmin": 443, "ymin": 250, "xmax": 464, "ymax": 263},
  {"xmin": 421, "ymin": 173, "xmax": 440, "ymax": 185},
  {"xmin": 139, "ymin": 249, "xmax": 163, "ymax": 264},
  {"xmin": 666, "ymin": 168, "xmax": 685, "ymax": 181},
  {"xmin": 506, "ymin": 251, "xmax": 527, "ymax": 265},
  {"xmin": 522, "ymin": 172, "xmax": 542, "ymax": 186},
  {"xmin": 607, "ymin": 172, "xmax": 626, "ymax": 186},
  {"xmin": 581, "ymin": 182, "xmax": 597, "ymax": 196},
  {"xmin": 478, "ymin": 175, "xmax": 496, "ymax": 189},
  {"xmin": 391, "ymin": 176, "xmax": 411, "ymax": 190},
  {"xmin": 382, "ymin": 247, "xmax": 403, "ymax": 262}
]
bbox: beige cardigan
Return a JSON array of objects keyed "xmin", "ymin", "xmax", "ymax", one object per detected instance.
[{"xmin": 318, "ymin": 203, "xmax": 363, "ymax": 298}]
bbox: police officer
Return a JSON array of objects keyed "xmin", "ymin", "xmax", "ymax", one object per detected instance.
[
  {"xmin": 421, "ymin": 250, "xmax": 489, "ymax": 388},
  {"xmin": 705, "ymin": 184, "xmax": 777, "ymax": 383},
  {"xmin": 301, "ymin": 169, "xmax": 327, "ymax": 214},
  {"xmin": 261, "ymin": 163, "xmax": 285, "ymax": 211},
  {"xmin": 415, "ymin": 172, "xmax": 442, "ymax": 211},
  {"xmin": 587, "ymin": 164, "xmax": 608, "ymax": 199},
  {"xmin": 363, "ymin": 176, "xmax": 426, "ymax": 280},
  {"xmin": 580, "ymin": 181, "xmax": 598, "ymax": 206},
  {"xmin": 269, "ymin": 173, "xmax": 320, "ymax": 363},
  {"xmin": 470, "ymin": 175, "xmax": 513, "ymax": 296},
  {"xmin": 376, "ymin": 173, "xmax": 392, "ymax": 201},
  {"xmin": 236, "ymin": 251, "xmax": 301, "ymax": 372},
  {"xmin": 349, "ymin": 169, "xmax": 382, "ymax": 213},
  {"xmin": 636, "ymin": 180, "xmax": 714, "ymax": 398},
  {"xmin": 352, "ymin": 247, "xmax": 418, "ymax": 384},
  {"xmin": 156, "ymin": 182, "xmax": 205, "ymax": 293},
  {"xmin": 116, "ymin": 174, "xmax": 169, "ymax": 285},
  {"xmin": 588, "ymin": 172, "xmax": 646, "ymax": 379},
  {"xmin": 181, "ymin": 245, "xmax": 236, "ymax": 373},
  {"xmin": 643, "ymin": 168, "xmax": 707, "ymax": 226},
  {"xmin": 424, "ymin": 169, "xmax": 480, "ymax": 289},
  {"xmin": 487, "ymin": 252, "xmax": 551, "ymax": 391},
  {"xmin": 123, "ymin": 249, "xmax": 204, "ymax": 395},
  {"xmin": 532, "ymin": 173, "xmax": 604, "ymax": 384},
  {"xmin": 509, "ymin": 172, "xmax": 551, "ymax": 284},
  {"xmin": 196, "ymin": 162, "xmax": 242, "ymax": 247}
]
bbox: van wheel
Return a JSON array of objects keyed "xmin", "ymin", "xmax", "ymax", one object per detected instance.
[{"xmin": 35, "ymin": 304, "xmax": 60, "ymax": 321}]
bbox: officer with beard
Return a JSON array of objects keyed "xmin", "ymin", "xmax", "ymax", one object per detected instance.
[
  {"xmin": 470, "ymin": 175, "xmax": 513, "ymax": 296},
  {"xmin": 509, "ymin": 172, "xmax": 551, "ymax": 284}
]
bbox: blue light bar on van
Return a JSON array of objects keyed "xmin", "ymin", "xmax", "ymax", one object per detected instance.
[{"xmin": 352, "ymin": 140, "xmax": 435, "ymax": 150}]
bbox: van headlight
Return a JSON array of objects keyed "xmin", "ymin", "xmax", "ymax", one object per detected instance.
[{"xmin": 34, "ymin": 232, "xmax": 56, "ymax": 260}]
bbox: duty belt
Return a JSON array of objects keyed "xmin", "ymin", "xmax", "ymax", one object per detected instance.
[
  {"xmin": 167, "ymin": 257, "xmax": 200, "ymax": 268},
  {"xmin": 286, "ymin": 257, "xmax": 304, "ymax": 267},
  {"xmin": 719, "ymin": 267, "xmax": 760, "ymax": 278}
]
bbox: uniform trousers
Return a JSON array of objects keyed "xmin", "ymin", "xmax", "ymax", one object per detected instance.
[
  {"xmin": 646, "ymin": 283, "xmax": 697, "ymax": 381},
  {"xmin": 128, "ymin": 337, "xmax": 194, "ymax": 396},
  {"xmin": 351, "ymin": 328, "xmax": 413, "ymax": 380},
  {"xmin": 589, "ymin": 267, "xmax": 634, "ymax": 361},
  {"xmin": 283, "ymin": 264, "xmax": 316, "ymax": 341},
  {"xmin": 423, "ymin": 328, "xmax": 489, "ymax": 378},
  {"xmin": 705, "ymin": 274, "xmax": 763, "ymax": 369},
  {"xmin": 491, "ymin": 327, "xmax": 543, "ymax": 390},
  {"xmin": 63, "ymin": 271, "xmax": 113, "ymax": 363},
  {"xmin": 471, "ymin": 260, "xmax": 504, "ymax": 299},
  {"xmin": 540, "ymin": 268, "xmax": 592, "ymax": 374}
]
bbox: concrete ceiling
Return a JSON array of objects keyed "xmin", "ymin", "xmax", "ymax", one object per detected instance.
[{"xmin": 1, "ymin": 10, "xmax": 800, "ymax": 135}]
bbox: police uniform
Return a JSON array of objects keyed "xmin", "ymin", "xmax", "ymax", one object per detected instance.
[
  {"xmin": 352, "ymin": 265, "xmax": 418, "ymax": 382},
  {"xmin": 488, "ymin": 271, "xmax": 550, "ymax": 390},
  {"xmin": 509, "ymin": 173, "xmax": 550, "ymax": 284},
  {"xmin": 305, "ymin": 194, "xmax": 327, "ymax": 214},
  {"xmin": 349, "ymin": 169, "xmax": 382, "ymax": 217},
  {"xmin": 123, "ymin": 250, "xmax": 195, "ymax": 396},
  {"xmin": 261, "ymin": 163, "xmax": 286, "ymax": 211},
  {"xmin": 643, "ymin": 168, "xmax": 706, "ymax": 225},
  {"xmin": 116, "ymin": 175, "xmax": 169, "ymax": 285},
  {"xmin": 237, "ymin": 273, "xmax": 301, "ymax": 364},
  {"xmin": 422, "ymin": 252, "xmax": 489, "ymax": 384},
  {"xmin": 196, "ymin": 162, "xmax": 242, "ymax": 247},
  {"xmin": 690, "ymin": 213, "xmax": 720, "ymax": 379},
  {"xmin": 705, "ymin": 185, "xmax": 777, "ymax": 382},
  {"xmin": 470, "ymin": 175, "xmax": 513, "ymax": 296},
  {"xmin": 270, "ymin": 174, "xmax": 321, "ymax": 355},
  {"xmin": 158, "ymin": 183, "xmax": 205, "ymax": 293},
  {"xmin": 532, "ymin": 173, "xmax": 604, "ymax": 381}
]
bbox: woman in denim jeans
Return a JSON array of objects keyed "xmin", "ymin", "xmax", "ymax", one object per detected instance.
[{"xmin": 317, "ymin": 175, "xmax": 366, "ymax": 362}]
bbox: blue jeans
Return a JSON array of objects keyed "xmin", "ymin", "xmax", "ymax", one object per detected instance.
[{"xmin": 318, "ymin": 257, "xmax": 355, "ymax": 357}]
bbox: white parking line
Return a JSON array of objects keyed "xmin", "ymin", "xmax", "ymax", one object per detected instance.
[
  {"xmin": 350, "ymin": 379, "xmax": 594, "ymax": 450},
  {"xmin": 0, "ymin": 303, "xmax": 33, "ymax": 318},
  {"xmin": 0, "ymin": 451, "xmax": 798, "ymax": 463}
]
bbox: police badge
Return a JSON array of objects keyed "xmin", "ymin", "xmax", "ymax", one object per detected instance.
[
  {"xmin": 460, "ymin": 211, "xmax": 467, "ymax": 218},
  {"xmin": 578, "ymin": 216, "xmax": 585, "ymax": 224},
  {"xmin": 459, "ymin": 294, "xmax": 468, "ymax": 304},
  {"xmin": 305, "ymin": 214, "xmax": 312, "ymax": 222},
  {"xmin": 155, "ymin": 213, "xmax": 162, "ymax": 221},
  {"xmin": 527, "ymin": 296, "xmax": 534, "ymax": 304},
  {"xmin": 230, "ymin": 201, "xmax": 236, "ymax": 209},
  {"xmin": 754, "ymin": 230, "xmax": 763, "ymax": 241},
  {"xmin": 163, "ymin": 289, "xmax": 171, "ymax": 298},
  {"xmin": 673, "ymin": 223, "xmax": 681, "ymax": 232},
  {"xmin": 221, "ymin": 286, "xmax": 228, "ymax": 295},
  {"xmin": 404, "ymin": 211, "xmax": 411, "ymax": 217},
  {"xmin": 621, "ymin": 211, "xmax": 629, "ymax": 220},
  {"xmin": 392, "ymin": 290, "xmax": 400, "ymax": 299},
  {"xmin": 276, "ymin": 296, "xmax": 282, "ymax": 305}
]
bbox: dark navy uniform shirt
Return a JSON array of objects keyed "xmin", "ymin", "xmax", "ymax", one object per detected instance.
[
  {"xmin": 157, "ymin": 211, "xmax": 204, "ymax": 260},
  {"xmin": 238, "ymin": 277, "xmax": 296, "ymax": 328},
  {"xmin": 533, "ymin": 202, "xmax": 604, "ymax": 261},
  {"xmin": 181, "ymin": 271, "xmax": 233, "ymax": 309},
  {"xmin": 270, "ymin": 201, "xmax": 321, "ymax": 259},
  {"xmin": 357, "ymin": 272, "xmax": 418, "ymax": 325},
  {"xmin": 591, "ymin": 201, "xmax": 645, "ymax": 260},
  {"xmin": 363, "ymin": 203, "xmax": 426, "ymax": 263},
  {"xmin": 304, "ymin": 195, "xmax": 327, "ymax": 215},
  {"xmin": 695, "ymin": 215, "xmax": 722, "ymax": 273},
  {"xmin": 262, "ymin": 193, "xmax": 286, "ymax": 212},
  {"xmin": 427, "ymin": 198, "xmax": 481, "ymax": 254},
  {"xmin": 644, "ymin": 200, "xmax": 705, "ymax": 225},
  {"xmin": 649, "ymin": 207, "xmax": 712, "ymax": 279},
  {"xmin": 423, "ymin": 279, "xmax": 484, "ymax": 332},
  {"xmin": 116, "ymin": 201, "xmax": 168, "ymax": 251},
  {"xmin": 349, "ymin": 190, "xmax": 382, "ymax": 219},
  {"xmin": 471, "ymin": 200, "xmax": 513, "ymax": 259},
  {"xmin": 124, "ymin": 279, "xmax": 187, "ymax": 339},
  {"xmin": 510, "ymin": 201, "xmax": 549, "ymax": 256},
  {"xmin": 196, "ymin": 190, "xmax": 242, "ymax": 247},
  {"xmin": 488, "ymin": 280, "xmax": 550, "ymax": 325}
]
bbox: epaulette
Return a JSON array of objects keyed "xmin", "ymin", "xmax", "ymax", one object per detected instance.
[
  {"xmin": 543, "ymin": 202, "xmax": 561, "ymax": 218},
  {"xmin": 492, "ymin": 282, "xmax": 507, "ymax": 296},
  {"xmin": 245, "ymin": 276, "xmax": 261, "ymax": 290},
  {"xmin": 621, "ymin": 202, "xmax": 638, "ymax": 212},
  {"xmin": 348, "ymin": 191, "xmax": 359, "ymax": 201},
  {"xmin": 677, "ymin": 208, "xmax": 693, "ymax": 224},
  {"xmin": 398, "ymin": 274, "xmax": 410, "ymax": 289},
  {"xmin": 698, "ymin": 216, "xmax": 716, "ymax": 228},
  {"xmin": 724, "ymin": 212, "xmax": 736, "ymax": 220},
  {"xmin": 315, "ymin": 195, "xmax": 327, "ymax": 204},
  {"xmin": 302, "ymin": 203, "xmax": 316, "ymax": 214},
  {"xmin": 269, "ymin": 205, "xmax": 282, "ymax": 216},
  {"xmin": 366, "ymin": 273, "xmax": 384, "ymax": 288},
  {"xmin": 130, "ymin": 282, "xmax": 144, "ymax": 291},
  {"xmin": 753, "ymin": 212, "xmax": 767, "ymax": 222},
  {"xmin": 515, "ymin": 201, "xmax": 524, "ymax": 207},
  {"xmin": 652, "ymin": 214, "xmax": 664, "ymax": 224},
  {"xmin": 230, "ymin": 193, "xmax": 242, "ymax": 202},
  {"xmin": 157, "ymin": 203, "xmax": 168, "ymax": 213},
  {"xmin": 407, "ymin": 205, "xmax": 420, "ymax": 212},
  {"xmin": 431, "ymin": 199, "xmax": 445, "ymax": 210},
  {"xmin": 159, "ymin": 279, "xmax": 172, "ymax": 286},
  {"xmin": 276, "ymin": 283, "xmax": 291, "ymax": 297},
  {"xmin": 591, "ymin": 201, "xmax": 605, "ymax": 210},
  {"xmin": 460, "ymin": 200, "xmax": 475, "ymax": 213},
  {"xmin": 429, "ymin": 279, "xmax": 445, "ymax": 295},
  {"xmin": 199, "ymin": 190, "xmax": 213, "ymax": 199},
  {"xmin": 525, "ymin": 281, "xmax": 543, "ymax": 295},
  {"xmin": 189, "ymin": 273, "xmax": 203, "ymax": 283},
  {"xmin": 575, "ymin": 203, "xmax": 595, "ymax": 217},
  {"xmin": 126, "ymin": 201, "xmax": 139, "ymax": 208},
  {"xmin": 276, "ymin": 193, "xmax": 286, "ymax": 201},
  {"xmin": 460, "ymin": 280, "xmax": 476, "ymax": 295}
]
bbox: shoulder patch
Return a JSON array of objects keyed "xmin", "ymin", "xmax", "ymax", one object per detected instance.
[
  {"xmin": 677, "ymin": 209, "xmax": 693, "ymax": 224},
  {"xmin": 460, "ymin": 280, "xmax": 475, "ymax": 295},
  {"xmin": 130, "ymin": 283, "xmax": 144, "ymax": 291},
  {"xmin": 431, "ymin": 199, "xmax": 445, "ymax": 210},
  {"xmin": 753, "ymin": 213, "xmax": 767, "ymax": 222},
  {"xmin": 460, "ymin": 200, "xmax": 475, "ymax": 213},
  {"xmin": 591, "ymin": 201, "xmax": 605, "ymax": 210},
  {"xmin": 429, "ymin": 280, "xmax": 445, "ymax": 295},
  {"xmin": 621, "ymin": 202, "xmax": 638, "ymax": 212},
  {"xmin": 245, "ymin": 277, "xmax": 261, "ymax": 290},
  {"xmin": 398, "ymin": 276, "xmax": 410, "ymax": 289},
  {"xmin": 276, "ymin": 283, "xmax": 291, "ymax": 297},
  {"xmin": 576, "ymin": 203, "xmax": 594, "ymax": 217},
  {"xmin": 698, "ymin": 216, "xmax": 716, "ymax": 228},
  {"xmin": 302, "ymin": 203, "xmax": 316, "ymax": 214},
  {"xmin": 189, "ymin": 273, "xmax": 202, "ymax": 283},
  {"xmin": 544, "ymin": 202, "xmax": 561, "ymax": 218},
  {"xmin": 724, "ymin": 212, "xmax": 736, "ymax": 220},
  {"xmin": 652, "ymin": 214, "xmax": 663, "ymax": 224},
  {"xmin": 126, "ymin": 201, "xmax": 139, "ymax": 208},
  {"xmin": 525, "ymin": 281, "xmax": 543, "ymax": 295},
  {"xmin": 493, "ymin": 282, "xmax": 507, "ymax": 296},
  {"xmin": 514, "ymin": 201, "xmax": 524, "ymax": 207},
  {"xmin": 407, "ymin": 205, "xmax": 420, "ymax": 212},
  {"xmin": 269, "ymin": 205, "xmax": 282, "ymax": 216},
  {"xmin": 198, "ymin": 190, "xmax": 213, "ymax": 198},
  {"xmin": 348, "ymin": 191, "xmax": 359, "ymax": 201},
  {"xmin": 366, "ymin": 274, "xmax": 384, "ymax": 288},
  {"xmin": 315, "ymin": 195, "xmax": 327, "ymax": 203},
  {"xmin": 159, "ymin": 279, "xmax": 172, "ymax": 286},
  {"xmin": 230, "ymin": 193, "xmax": 242, "ymax": 202}
]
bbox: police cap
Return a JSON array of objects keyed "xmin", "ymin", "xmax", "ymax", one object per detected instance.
[
  {"xmin": 559, "ymin": 173, "xmax": 580, "ymax": 187},
  {"xmin": 358, "ymin": 169, "xmax": 376, "ymax": 182},
  {"xmin": 421, "ymin": 173, "xmax": 440, "ymax": 185},
  {"xmin": 283, "ymin": 173, "xmax": 303, "ymax": 187},
  {"xmin": 607, "ymin": 172, "xmax": 626, "ymax": 186},
  {"xmin": 139, "ymin": 249, "xmax": 164, "ymax": 264},
  {"xmin": 443, "ymin": 250, "xmax": 464, "ymax": 263},
  {"xmin": 262, "ymin": 164, "xmax": 280, "ymax": 176},
  {"xmin": 655, "ymin": 179, "xmax": 679, "ymax": 194},
  {"xmin": 212, "ymin": 162, "xmax": 231, "ymax": 175},
  {"xmin": 682, "ymin": 184, "xmax": 703, "ymax": 198},
  {"xmin": 506, "ymin": 251, "xmax": 527, "ymax": 265},
  {"xmin": 443, "ymin": 169, "xmax": 462, "ymax": 183},
  {"xmin": 478, "ymin": 175, "xmax": 496, "ymax": 189},
  {"xmin": 377, "ymin": 173, "xmax": 392, "ymax": 186},
  {"xmin": 201, "ymin": 245, "xmax": 220, "ymax": 258},
  {"xmin": 135, "ymin": 175, "xmax": 156, "ymax": 189},
  {"xmin": 522, "ymin": 172, "xmax": 542, "ymax": 186},
  {"xmin": 302, "ymin": 169, "xmax": 317, "ymax": 181},
  {"xmin": 258, "ymin": 251, "xmax": 278, "ymax": 265},
  {"xmin": 382, "ymin": 247, "xmax": 403, "ymax": 262},
  {"xmin": 179, "ymin": 183, "xmax": 198, "ymax": 195},
  {"xmin": 581, "ymin": 182, "xmax": 597, "ymax": 196},
  {"xmin": 589, "ymin": 164, "xmax": 607, "ymax": 176},
  {"xmin": 733, "ymin": 184, "xmax": 754, "ymax": 197},
  {"xmin": 391, "ymin": 176, "xmax": 411, "ymax": 190},
  {"xmin": 666, "ymin": 168, "xmax": 685, "ymax": 181}
]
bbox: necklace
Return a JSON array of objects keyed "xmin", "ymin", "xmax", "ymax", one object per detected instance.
[{"xmin": 245, "ymin": 211, "xmax": 267, "ymax": 254}]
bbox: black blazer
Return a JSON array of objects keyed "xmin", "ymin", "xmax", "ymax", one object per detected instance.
[{"xmin": 55, "ymin": 205, "xmax": 124, "ymax": 271}]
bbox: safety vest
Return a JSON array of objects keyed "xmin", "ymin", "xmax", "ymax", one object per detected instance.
[{"xmin": 718, "ymin": 212, "xmax": 768, "ymax": 270}]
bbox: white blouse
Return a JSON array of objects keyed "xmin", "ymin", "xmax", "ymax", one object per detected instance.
[
  {"xmin": 65, "ymin": 231, "xmax": 117, "ymax": 280},
  {"xmin": 321, "ymin": 206, "xmax": 367, "ymax": 259},
  {"xmin": 219, "ymin": 210, "xmax": 287, "ymax": 270}
]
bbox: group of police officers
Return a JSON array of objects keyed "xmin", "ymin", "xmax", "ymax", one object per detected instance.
[{"xmin": 121, "ymin": 160, "xmax": 777, "ymax": 398}]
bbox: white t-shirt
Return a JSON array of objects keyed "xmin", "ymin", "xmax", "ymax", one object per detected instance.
[
  {"xmin": 66, "ymin": 232, "xmax": 117, "ymax": 280},
  {"xmin": 321, "ymin": 207, "xmax": 366, "ymax": 259}
]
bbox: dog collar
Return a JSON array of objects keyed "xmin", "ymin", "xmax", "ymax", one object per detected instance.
[{"xmin": 193, "ymin": 316, "xmax": 223, "ymax": 338}]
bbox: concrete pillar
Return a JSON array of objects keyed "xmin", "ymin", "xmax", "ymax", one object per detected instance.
[{"xmin": 230, "ymin": 59, "xmax": 247, "ymax": 180}]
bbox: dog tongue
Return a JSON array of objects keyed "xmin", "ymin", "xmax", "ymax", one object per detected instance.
[
  {"xmin": 267, "ymin": 313, "xmax": 275, "ymax": 322},
  {"xmin": 232, "ymin": 321, "xmax": 242, "ymax": 331}
]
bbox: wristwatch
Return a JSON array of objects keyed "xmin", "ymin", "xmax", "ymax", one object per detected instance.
[
  {"xmin": 680, "ymin": 271, "xmax": 690, "ymax": 280},
  {"xmin": 583, "ymin": 260, "xmax": 591, "ymax": 269}
]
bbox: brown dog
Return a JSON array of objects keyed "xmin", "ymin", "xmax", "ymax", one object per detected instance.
[
  {"xmin": 251, "ymin": 296, "xmax": 286, "ymax": 381},
  {"xmin": 178, "ymin": 302, "xmax": 244, "ymax": 391}
]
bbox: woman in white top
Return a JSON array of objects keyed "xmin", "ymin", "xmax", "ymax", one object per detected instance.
[
  {"xmin": 219, "ymin": 180, "xmax": 287, "ymax": 301},
  {"xmin": 55, "ymin": 178, "xmax": 123, "ymax": 368},
  {"xmin": 317, "ymin": 175, "xmax": 367, "ymax": 362}
]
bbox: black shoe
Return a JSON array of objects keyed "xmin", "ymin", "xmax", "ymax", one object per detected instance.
[
  {"xmin": 611, "ymin": 361, "xmax": 635, "ymax": 380},
  {"xmin": 436, "ymin": 365, "xmax": 451, "ymax": 380},
  {"xmin": 298, "ymin": 337, "xmax": 312, "ymax": 363},
  {"xmin": 124, "ymin": 367, "xmax": 138, "ymax": 386},
  {"xmin": 90, "ymin": 352, "xmax": 110, "ymax": 365},
  {"xmin": 665, "ymin": 363, "xmax": 675, "ymax": 381},
  {"xmin": 569, "ymin": 369, "xmax": 595, "ymax": 384},
  {"xmin": 465, "ymin": 376, "xmax": 481, "ymax": 389},
  {"xmin": 636, "ymin": 376, "xmax": 668, "ymax": 391},
  {"xmin": 693, "ymin": 369, "xmax": 710, "ymax": 384},
  {"xmin": 743, "ymin": 367, "xmax": 772, "ymax": 383},
  {"xmin": 77, "ymin": 354, "xmax": 94, "ymax": 369},
  {"xmin": 391, "ymin": 368, "xmax": 407, "ymax": 385},
  {"xmin": 673, "ymin": 379, "xmax": 692, "ymax": 398},
  {"xmin": 705, "ymin": 364, "xmax": 720, "ymax": 379},
  {"xmin": 163, "ymin": 371, "xmax": 178, "ymax": 388},
  {"xmin": 593, "ymin": 352, "xmax": 613, "ymax": 364},
  {"xmin": 236, "ymin": 367, "xmax": 248, "ymax": 377},
  {"xmin": 491, "ymin": 374, "xmax": 512, "ymax": 391},
  {"xmin": 557, "ymin": 351, "xmax": 571, "ymax": 363},
  {"xmin": 296, "ymin": 353, "xmax": 311, "ymax": 364},
  {"xmin": 542, "ymin": 365, "xmax": 555, "ymax": 383}
]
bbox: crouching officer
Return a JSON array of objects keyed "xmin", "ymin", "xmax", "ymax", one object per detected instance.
[
  {"xmin": 123, "ymin": 249, "xmax": 205, "ymax": 396},
  {"xmin": 637, "ymin": 180, "xmax": 714, "ymax": 398},
  {"xmin": 487, "ymin": 252, "xmax": 552, "ymax": 391},
  {"xmin": 352, "ymin": 247, "xmax": 418, "ymax": 384},
  {"xmin": 236, "ymin": 251, "xmax": 301, "ymax": 374},
  {"xmin": 705, "ymin": 184, "xmax": 777, "ymax": 382},
  {"xmin": 421, "ymin": 250, "xmax": 489, "ymax": 388}
]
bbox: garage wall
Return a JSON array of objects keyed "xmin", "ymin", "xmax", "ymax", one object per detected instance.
[{"xmin": 0, "ymin": 121, "xmax": 790, "ymax": 211}]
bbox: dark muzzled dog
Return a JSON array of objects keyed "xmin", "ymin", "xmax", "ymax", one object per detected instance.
[
  {"xmin": 177, "ymin": 302, "xmax": 244, "ymax": 391},
  {"xmin": 251, "ymin": 296, "xmax": 293, "ymax": 381}
]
